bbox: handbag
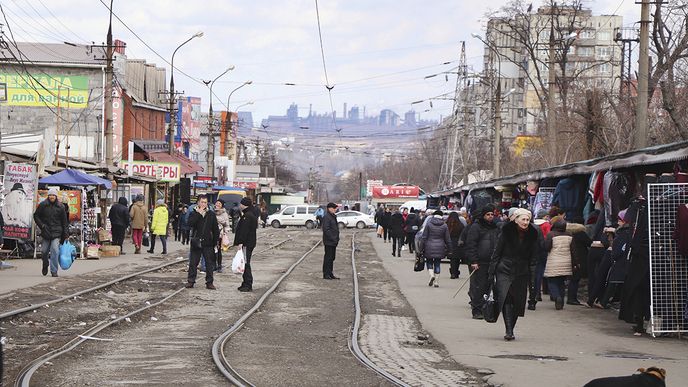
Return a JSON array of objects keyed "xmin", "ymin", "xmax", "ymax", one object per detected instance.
[
  {"xmin": 413, "ymin": 254, "xmax": 425, "ymax": 272},
  {"xmin": 482, "ymin": 287, "xmax": 499, "ymax": 323},
  {"xmin": 142, "ymin": 231, "xmax": 150, "ymax": 247}
]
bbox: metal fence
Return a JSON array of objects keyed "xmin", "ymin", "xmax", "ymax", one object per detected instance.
[{"xmin": 647, "ymin": 183, "xmax": 688, "ymax": 337}]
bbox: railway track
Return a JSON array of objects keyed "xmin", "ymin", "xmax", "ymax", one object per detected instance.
[{"xmin": 212, "ymin": 232, "xmax": 412, "ymax": 387}]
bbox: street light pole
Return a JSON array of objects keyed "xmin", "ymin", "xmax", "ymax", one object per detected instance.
[
  {"xmin": 206, "ymin": 66, "xmax": 235, "ymax": 178},
  {"xmin": 168, "ymin": 31, "xmax": 203, "ymax": 155},
  {"xmin": 223, "ymin": 81, "xmax": 252, "ymax": 184}
]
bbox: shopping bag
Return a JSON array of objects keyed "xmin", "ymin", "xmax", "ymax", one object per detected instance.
[
  {"xmin": 376, "ymin": 226, "xmax": 383, "ymax": 236},
  {"xmin": 58, "ymin": 241, "xmax": 77, "ymax": 270},
  {"xmin": 482, "ymin": 289, "xmax": 499, "ymax": 323},
  {"xmin": 142, "ymin": 232, "xmax": 150, "ymax": 247},
  {"xmin": 413, "ymin": 254, "xmax": 425, "ymax": 272},
  {"xmin": 231, "ymin": 248, "xmax": 246, "ymax": 274},
  {"xmin": 222, "ymin": 233, "xmax": 231, "ymax": 252}
]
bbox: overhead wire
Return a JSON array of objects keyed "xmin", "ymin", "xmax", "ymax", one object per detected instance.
[{"xmin": 313, "ymin": 0, "xmax": 340, "ymax": 139}]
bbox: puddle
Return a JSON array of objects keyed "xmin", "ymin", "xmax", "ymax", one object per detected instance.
[
  {"xmin": 490, "ymin": 354, "xmax": 568, "ymax": 361},
  {"xmin": 597, "ymin": 351, "xmax": 674, "ymax": 360}
]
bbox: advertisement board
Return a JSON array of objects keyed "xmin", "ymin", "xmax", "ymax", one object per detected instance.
[
  {"xmin": 0, "ymin": 73, "xmax": 89, "ymax": 108},
  {"xmin": 120, "ymin": 161, "xmax": 181, "ymax": 183},
  {"xmin": 371, "ymin": 185, "xmax": 420, "ymax": 199},
  {"xmin": 1, "ymin": 162, "xmax": 38, "ymax": 241},
  {"xmin": 37, "ymin": 190, "xmax": 82, "ymax": 222}
]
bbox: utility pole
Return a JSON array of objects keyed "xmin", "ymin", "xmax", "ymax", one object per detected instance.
[
  {"xmin": 206, "ymin": 81, "xmax": 215, "ymax": 177},
  {"xmin": 55, "ymin": 86, "xmax": 61, "ymax": 167},
  {"xmin": 634, "ymin": 0, "xmax": 650, "ymax": 149},
  {"xmin": 104, "ymin": 0, "xmax": 114, "ymax": 167},
  {"xmin": 494, "ymin": 78, "xmax": 502, "ymax": 178},
  {"xmin": 547, "ymin": 7, "xmax": 557, "ymax": 164}
]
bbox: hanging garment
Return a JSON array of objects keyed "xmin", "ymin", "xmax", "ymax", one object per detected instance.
[
  {"xmin": 552, "ymin": 178, "xmax": 583, "ymax": 221},
  {"xmin": 593, "ymin": 171, "xmax": 606, "ymax": 205},
  {"xmin": 673, "ymin": 204, "xmax": 688, "ymax": 257}
]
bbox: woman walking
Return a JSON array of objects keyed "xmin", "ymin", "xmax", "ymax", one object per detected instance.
[
  {"xmin": 148, "ymin": 199, "xmax": 169, "ymax": 254},
  {"xmin": 488, "ymin": 208, "xmax": 539, "ymax": 341},
  {"xmin": 543, "ymin": 217, "xmax": 574, "ymax": 310},
  {"xmin": 389, "ymin": 209, "xmax": 405, "ymax": 257},
  {"xmin": 215, "ymin": 200, "xmax": 231, "ymax": 272},
  {"xmin": 129, "ymin": 195, "xmax": 148, "ymax": 254},
  {"xmin": 446, "ymin": 211, "xmax": 465, "ymax": 279},
  {"xmin": 419, "ymin": 210, "xmax": 451, "ymax": 288}
]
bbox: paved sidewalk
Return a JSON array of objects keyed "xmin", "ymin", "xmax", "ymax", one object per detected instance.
[
  {"xmin": 0, "ymin": 239, "xmax": 188, "ymax": 296},
  {"xmin": 369, "ymin": 233, "xmax": 688, "ymax": 387}
]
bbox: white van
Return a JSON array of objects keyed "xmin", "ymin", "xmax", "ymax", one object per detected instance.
[
  {"xmin": 267, "ymin": 205, "xmax": 319, "ymax": 229},
  {"xmin": 399, "ymin": 200, "xmax": 427, "ymax": 212}
]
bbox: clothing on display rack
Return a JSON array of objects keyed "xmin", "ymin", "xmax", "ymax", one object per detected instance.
[
  {"xmin": 552, "ymin": 178, "xmax": 583, "ymax": 221},
  {"xmin": 673, "ymin": 204, "xmax": 688, "ymax": 257},
  {"xmin": 603, "ymin": 172, "xmax": 633, "ymax": 227},
  {"xmin": 619, "ymin": 197, "xmax": 650, "ymax": 331}
]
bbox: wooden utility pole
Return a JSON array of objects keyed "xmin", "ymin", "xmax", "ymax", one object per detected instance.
[
  {"xmin": 634, "ymin": 0, "xmax": 650, "ymax": 149},
  {"xmin": 104, "ymin": 0, "xmax": 114, "ymax": 167},
  {"xmin": 55, "ymin": 86, "xmax": 61, "ymax": 167},
  {"xmin": 547, "ymin": 8, "xmax": 557, "ymax": 163}
]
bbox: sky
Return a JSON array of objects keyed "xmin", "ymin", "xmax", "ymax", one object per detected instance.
[{"xmin": 1, "ymin": 0, "xmax": 639, "ymax": 126}]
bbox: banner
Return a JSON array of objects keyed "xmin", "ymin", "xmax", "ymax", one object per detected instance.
[
  {"xmin": 1, "ymin": 162, "xmax": 38, "ymax": 241},
  {"xmin": 37, "ymin": 190, "xmax": 82, "ymax": 222},
  {"xmin": 0, "ymin": 73, "xmax": 89, "ymax": 108},
  {"xmin": 120, "ymin": 161, "xmax": 181, "ymax": 183},
  {"xmin": 371, "ymin": 185, "xmax": 420, "ymax": 199}
]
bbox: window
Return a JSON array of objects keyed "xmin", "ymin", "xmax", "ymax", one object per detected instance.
[
  {"xmin": 282, "ymin": 207, "xmax": 295, "ymax": 215},
  {"xmin": 598, "ymin": 63, "xmax": 611, "ymax": 74},
  {"xmin": 578, "ymin": 47, "xmax": 594, "ymax": 56},
  {"xmin": 598, "ymin": 31, "xmax": 612, "ymax": 41},
  {"xmin": 339, "ymin": 212, "xmax": 353, "ymax": 217},
  {"xmin": 597, "ymin": 46, "xmax": 612, "ymax": 58},
  {"xmin": 567, "ymin": 45, "xmax": 576, "ymax": 55},
  {"xmin": 297, "ymin": 207, "xmax": 307, "ymax": 214},
  {"xmin": 308, "ymin": 206, "xmax": 319, "ymax": 214},
  {"xmin": 580, "ymin": 30, "xmax": 595, "ymax": 39}
]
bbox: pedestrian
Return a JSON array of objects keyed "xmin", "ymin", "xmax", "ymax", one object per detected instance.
[
  {"xmin": 173, "ymin": 204, "xmax": 184, "ymax": 241},
  {"xmin": 600, "ymin": 210, "xmax": 632, "ymax": 308},
  {"xmin": 148, "ymin": 199, "xmax": 169, "ymax": 254},
  {"xmin": 466, "ymin": 204, "xmax": 499, "ymax": 319},
  {"xmin": 129, "ymin": 195, "xmax": 148, "ymax": 254},
  {"xmin": 388, "ymin": 208, "xmax": 405, "ymax": 257},
  {"xmin": 260, "ymin": 204, "xmax": 268, "ymax": 228},
  {"xmin": 375, "ymin": 204, "xmax": 385, "ymax": 239},
  {"xmin": 321, "ymin": 202, "xmax": 340, "ymax": 279},
  {"xmin": 33, "ymin": 188, "xmax": 68, "ymax": 277},
  {"xmin": 405, "ymin": 208, "xmax": 420, "ymax": 254},
  {"xmin": 234, "ymin": 197, "xmax": 258, "ymax": 291},
  {"xmin": 487, "ymin": 208, "xmax": 539, "ymax": 341},
  {"xmin": 567, "ymin": 219, "xmax": 592, "ymax": 305},
  {"xmin": 315, "ymin": 206, "xmax": 325, "ymax": 229},
  {"xmin": 185, "ymin": 195, "xmax": 219, "ymax": 289},
  {"xmin": 419, "ymin": 210, "xmax": 451, "ymax": 288},
  {"xmin": 108, "ymin": 197, "xmax": 130, "ymax": 255},
  {"xmin": 180, "ymin": 205, "xmax": 190, "ymax": 245},
  {"xmin": 446, "ymin": 211, "xmax": 465, "ymax": 279},
  {"xmin": 215, "ymin": 200, "xmax": 231, "ymax": 273},
  {"xmin": 382, "ymin": 207, "xmax": 392, "ymax": 243},
  {"xmin": 250, "ymin": 202, "xmax": 261, "ymax": 228},
  {"xmin": 544, "ymin": 216, "xmax": 574, "ymax": 310}
]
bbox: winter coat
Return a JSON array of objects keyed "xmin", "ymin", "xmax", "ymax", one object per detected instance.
[
  {"xmin": 130, "ymin": 201, "xmax": 149, "ymax": 230},
  {"xmin": 179, "ymin": 211, "xmax": 190, "ymax": 231},
  {"xmin": 33, "ymin": 199, "xmax": 69, "ymax": 240},
  {"xmin": 488, "ymin": 221, "xmax": 539, "ymax": 317},
  {"xmin": 544, "ymin": 220, "xmax": 573, "ymax": 277},
  {"xmin": 188, "ymin": 208, "xmax": 219, "ymax": 248},
  {"xmin": 108, "ymin": 197, "xmax": 130, "ymax": 228},
  {"xmin": 465, "ymin": 218, "xmax": 499, "ymax": 264},
  {"xmin": 234, "ymin": 207, "xmax": 258, "ymax": 249},
  {"xmin": 404, "ymin": 213, "xmax": 420, "ymax": 234},
  {"xmin": 608, "ymin": 224, "xmax": 632, "ymax": 283},
  {"xmin": 374, "ymin": 209, "xmax": 385, "ymax": 226},
  {"xmin": 419, "ymin": 215, "xmax": 451, "ymax": 259},
  {"xmin": 321, "ymin": 211, "xmax": 340, "ymax": 247},
  {"xmin": 552, "ymin": 178, "xmax": 582, "ymax": 220},
  {"xmin": 216, "ymin": 207, "xmax": 231, "ymax": 239},
  {"xmin": 151, "ymin": 204, "xmax": 169, "ymax": 236},
  {"xmin": 382, "ymin": 211, "xmax": 392, "ymax": 229},
  {"xmin": 388, "ymin": 212, "xmax": 405, "ymax": 238},
  {"xmin": 568, "ymin": 222, "xmax": 592, "ymax": 277}
]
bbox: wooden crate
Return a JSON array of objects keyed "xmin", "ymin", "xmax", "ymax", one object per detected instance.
[{"xmin": 99, "ymin": 245, "xmax": 120, "ymax": 257}]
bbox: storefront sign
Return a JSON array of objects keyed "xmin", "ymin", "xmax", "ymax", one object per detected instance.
[
  {"xmin": 37, "ymin": 190, "xmax": 82, "ymax": 222},
  {"xmin": 233, "ymin": 181, "xmax": 258, "ymax": 189},
  {"xmin": 112, "ymin": 86, "xmax": 124, "ymax": 163},
  {"xmin": 193, "ymin": 175, "xmax": 217, "ymax": 188},
  {"xmin": 0, "ymin": 73, "xmax": 89, "ymax": 108},
  {"xmin": 366, "ymin": 180, "xmax": 383, "ymax": 198},
  {"xmin": 371, "ymin": 185, "xmax": 420, "ymax": 199},
  {"xmin": 121, "ymin": 161, "xmax": 181, "ymax": 183},
  {"xmin": 1, "ymin": 162, "xmax": 38, "ymax": 241}
]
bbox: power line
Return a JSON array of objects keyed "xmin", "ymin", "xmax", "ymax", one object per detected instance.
[{"xmin": 313, "ymin": 0, "xmax": 340, "ymax": 138}]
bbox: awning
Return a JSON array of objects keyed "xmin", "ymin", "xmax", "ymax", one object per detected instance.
[
  {"xmin": 147, "ymin": 151, "xmax": 204, "ymax": 175},
  {"xmin": 39, "ymin": 169, "xmax": 113, "ymax": 189}
]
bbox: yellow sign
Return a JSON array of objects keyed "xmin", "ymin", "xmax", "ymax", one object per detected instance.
[
  {"xmin": 0, "ymin": 73, "xmax": 89, "ymax": 108},
  {"xmin": 513, "ymin": 135, "xmax": 544, "ymax": 157}
]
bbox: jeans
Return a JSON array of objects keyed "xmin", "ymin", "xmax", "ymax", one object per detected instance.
[
  {"xmin": 242, "ymin": 247, "xmax": 254, "ymax": 288},
  {"xmin": 323, "ymin": 245, "xmax": 337, "ymax": 277},
  {"xmin": 149, "ymin": 235, "xmax": 167, "ymax": 253},
  {"xmin": 425, "ymin": 256, "xmax": 442, "ymax": 274},
  {"xmin": 391, "ymin": 236, "xmax": 404, "ymax": 255},
  {"xmin": 449, "ymin": 238, "xmax": 461, "ymax": 278},
  {"xmin": 406, "ymin": 233, "xmax": 417, "ymax": 253},
  {"xmin": 548, "ymin": 276, "xmax": 567, "ymax": 299},
  {"xmin": 529, "ymin": 261, "xmax": 546, "ymax": 305},
  {"xmin": 188, "ymin": 246, "xmax": 216, "ymax": 284},
  {"xmin": 567, "ymin": 274, "xmax": 581, "ymax": 302},
  {"xmin": 41, "ymin": 237, "xmax": 60, "ymax": 274},
  {"xmin": 383, "ymin": 226, "xmax": 389, "ymax": 241},
  {"xmin": 132, "ymin": 228, "xmax": 143, "ymax": 249},
  {"xmin": 181, "ymin": 230, "xmax": 190, "ymax": 245}
]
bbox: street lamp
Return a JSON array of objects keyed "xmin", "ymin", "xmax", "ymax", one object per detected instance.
[
  {"xmin": 168, "ymin": 31, "xmax": 203, "ymax": 155},
  {"xmin": 223, "ymin": 80, "xmax": 253, "ymax": 184},
  {"xmin": 205, "ymin": 65, "xmax": 235, "ymax": 177}
]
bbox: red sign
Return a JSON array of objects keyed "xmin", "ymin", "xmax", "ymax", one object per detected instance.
[
  {"xmin": 233, "ymin": 181, "xmax": 257, "ymax": 189},
  {"xmin": 372, "ymin": 185, "xmax": 420, "ymax": 199}
]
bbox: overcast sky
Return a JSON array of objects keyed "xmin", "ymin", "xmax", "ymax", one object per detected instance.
[{"xmin": 2, "ymin": 0, "xmax": 639, "ymax": 125}]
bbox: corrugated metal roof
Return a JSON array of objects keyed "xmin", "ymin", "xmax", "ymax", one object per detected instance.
[{"xmin": 0, "ymin": 42, "xmax": 105, "ymax": 67}]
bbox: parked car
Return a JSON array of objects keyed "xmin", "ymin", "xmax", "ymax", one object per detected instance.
[
  {"xmin": 335, "ymin": 210, "xmax": 375, "ymax": 229},
  {"xmin": 267, "ymin": 205, "xmax": 319, "ymax": 229}
]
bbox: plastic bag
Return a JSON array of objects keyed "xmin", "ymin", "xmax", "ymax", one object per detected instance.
[
  {"xmin": 59, "ymin": 241, "xmax": 77, "ymax": 270},
  {"xmin": 413, "ymin": 254, "xmax": 425, "ymax": 272},
  {"xmin": 482, "ymin": 289, "xmax": 499, "ymax": 323},
  {"xmin": 376, "ymin": 226, "xmax": 383, "ymax": 236},
  {"xmin": 231, "ymin": 248, "xmax": 246, "ymax": 274},
  {"xmin": 142, "ymin": 232, "xmax": 150, "ymax": 247},
  {"xmin": 222, "ymin": 233, "xmax": 231, "ymax": 252}
]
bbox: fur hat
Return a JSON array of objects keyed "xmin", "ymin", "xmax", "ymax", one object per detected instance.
[{"xmin": 510, "ymin": 208, "xmax": 532, "ymax": 222}]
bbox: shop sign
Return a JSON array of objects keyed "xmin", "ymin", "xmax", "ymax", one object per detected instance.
[
  {"xmin": 1, "ymin": 162, "xmax": 38, "ymax": 241},
  {"xmin": 0, "ymin": 73, "xmax": 89, "ymax": 108},
  {"xmin": 233, "ymin": 181, "xmax": 258, "ymax": 189},
  {"xmin": 366, "ymin": 180, "xmax": 383, "ymax": 198},
  {"xmin": 193, "ymin": 175, "xmax": 217, "ymax": 188},
  {"xmin": 121, "ymin": 161, "xmax": 181, "ymax": 182},
  {"xmin": 371, "ymin": 185, "xmax": 420, "ymax": 199},
  {"xmin": 37, "ymin": 190, "xmax": 82, "ymax": 222}
]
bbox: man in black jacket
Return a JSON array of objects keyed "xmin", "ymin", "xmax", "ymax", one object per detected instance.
[
  {"xmin": 186, "ymin": 195, "xmax": 220, "ymax": 290},
  {"xmin": 322, "ymin": 202, "xmax": 340, "ymax": 279},
  {"xmin": 108, "ymin": 197, "xmax": 130, "ymax": 254},
  {"xmin": 465, "ymin": 204, "xmax": 499, "ymax": 319},
  {"xmin": 33, "ymin": 188, "xmax": 69, "ymax": 277},
  {"xmin": 234, "ymin": 197, "xmax": 258, "ymax": 292}
]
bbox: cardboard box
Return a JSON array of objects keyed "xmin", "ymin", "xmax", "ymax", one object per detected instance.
[{"xmin": 100, "ymin": 245, "xmax": 120, "ymax": 257}]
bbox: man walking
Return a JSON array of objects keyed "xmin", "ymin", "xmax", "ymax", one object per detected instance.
[
  {"xmin": 465, "ymin": 204, "xmax": 499, "ymax": 319},
  {"xmin": 33, "ymin": 188, "xmax": 68, "ymax": 277},
  {"xmin": 129, "ymin": 195, "xmax": 148, "ymax": 254},
  {"xmin": 234, "ymin": 197, "xmax": 258, "ymax": 292},
  {"xmin": 186, "ymin": 195, "xmax": 220, "ymax": 290},
  {"xmin": 108, "ymin": 197, "xmax": 130, "ymax": 254},
  {"xmin": 322, "ymin": 202, "xmax": 340, "ymax": 279}
]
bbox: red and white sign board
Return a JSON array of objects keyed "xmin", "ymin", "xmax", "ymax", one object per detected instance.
[
  {"xmin": 233, "ymin": 181, "xmax": 258, "ymax": 189},
  {"xmin": 372, "ymin": 185, "xmax": 420, "ymax": 199},
  {"xmin": 121, "ymin": 161, "xmax": 181, "ymax": 183}
]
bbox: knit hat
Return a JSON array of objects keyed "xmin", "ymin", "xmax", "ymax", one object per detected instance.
[
  {"xmin": 536, "ymin": 210, "xmax": 548, "ymax": 219},
  {"xmin": 618, "ymin": 209, "xmax": 628, "ymax": 222},
  {"xmin": 156, "ymin": 199, "xmax": 165, "ymax": 206},
  {"xmin": 433, "ymin": 210, "xmax": 444, "ymax": 216},
  {"xmin": 510, "ymin": 208, "xmax": 532, "ymax": 222},
  {"xmin": 47, "ymin": 187, "xmax": 59, "ymax": 197},
  {"xmin": 240, "ymin": 197, "xmax": 253, "ymax": 207}
]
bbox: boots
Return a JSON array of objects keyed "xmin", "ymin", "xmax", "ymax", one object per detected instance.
[
  {"xmin": 135, "ymin": 246, "xmax": 141, "ymax": 254},
  {"xmin": 433, "ymin": 272, "xmax": 439, "ymax": 288},
  {"xmin": 428, "ymin": 269, "xmax": 435, "ymax": 287},
  {"xmin": 555, "ymin": 297, "xmax": 564, "ymax": 310},
  {"xmin": 503, "ymin": 303, "xmax": 515, "ymax": 341}
]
